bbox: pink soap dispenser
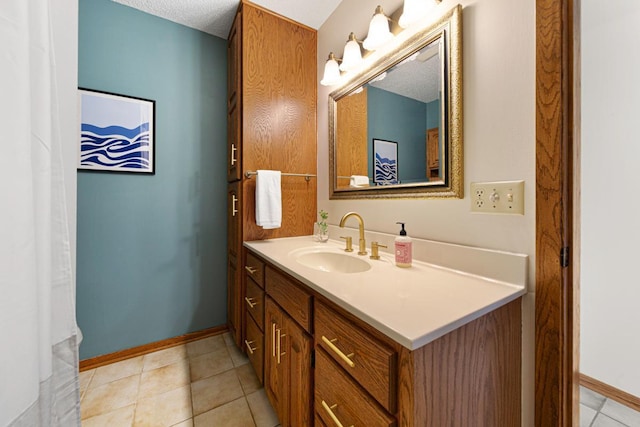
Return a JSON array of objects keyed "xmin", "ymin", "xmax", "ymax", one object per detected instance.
[{"xmin": 394, "ymin": 222, "xmax": 412, "ymax": 268}]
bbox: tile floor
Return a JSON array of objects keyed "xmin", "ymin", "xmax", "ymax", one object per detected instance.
[
  {"xmin": 580, "ymin": 386, "xmax": 640, "ymax": 427},
  {"xmin": 79, "ymin": 333, "xmax": 281, "ymax": 427}
]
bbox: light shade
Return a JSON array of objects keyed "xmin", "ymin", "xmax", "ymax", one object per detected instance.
[
  {"xmin": 320, "ymin": 52, "xmax": 341, "ymax": 86},
  {"xmin": 399, "ymin": 0, "xmax": 438, "ymax": 29},
  {"xmin": 339, "ymin": 33, "xmax": 362, "ymax": 72},
  {"xmin": 363, "ymin": 6, "xmax": 394, "ymax": 51}
]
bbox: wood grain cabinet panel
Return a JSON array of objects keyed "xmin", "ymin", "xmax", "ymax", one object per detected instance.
[
  {"xmin": 316, "ymin": 301, "xmax": 396, "ymax": 412},
  {"xmin": 245, "ymin": 277, "xmax": 264, "ymax": 330},
  {"xmin": 244, "ymin": 251, "xmax": 265, "ymax": 288},
  {"xmin": 244, "ymin": 315, "xmax": 263, "ymax": 383},
  {"xmin": 315, "ymin": 348, "xmax": 396, "ymax": 427},
  {"xmin": 265, "ymin": 266, "xmax": 312, "ymax": 333},
  {"xmin": 265, "ymin": 297, "xmax": 312, "ymax": 427}
]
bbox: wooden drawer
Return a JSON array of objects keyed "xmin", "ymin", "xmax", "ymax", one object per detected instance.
[
  {"xmin": 315, "ymin": 301, "xmax": 396, "ymax": 412},
  {"xmin": 245, "ymin": 315, "xmax": 263, "ymax": 384},
  {"xmin": 315, "ymin": 348, "xmax": 396, "ymax": 427},
  {"xmin": 266, "ymin": 266, "xmax": 312, "ymax": 333},
  {"xmin": 245, "ymin": 277, "xmax": 264, "ymax": 330},
  {"xmin": 245, "ymin": 251, "xmax": 265, "ymax": 288}
]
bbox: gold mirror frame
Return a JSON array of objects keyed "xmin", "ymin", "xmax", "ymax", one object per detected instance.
[{"xmin": 329, "ymin": 5, "xmax": 462, "ymax": 199}]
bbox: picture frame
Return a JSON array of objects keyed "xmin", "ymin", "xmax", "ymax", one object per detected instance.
[
  {"xmin": 78, "ymin": 88, "xmax": 155, "ymax": 174},
  {"xmin": 373, "ymin": 138, "xmax": 398, "ymax": 185}
]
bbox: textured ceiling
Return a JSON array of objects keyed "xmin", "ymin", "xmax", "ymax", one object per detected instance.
[{"xmin": 112, "ymin": 0, "xmax": 344, "ymax": 39}]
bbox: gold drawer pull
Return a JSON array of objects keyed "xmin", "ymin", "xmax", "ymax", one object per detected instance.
[
  {"xmin": 245, "ymin": 296, "xmax": 257, "ymax": 308},
  {"xmin": 321, "ymin": 400, "xmax": 353, "ymax": 427},
  {"xmin": 321, "ymin": 336, "xmax": 355, "ymax": 368},
  {"xmin": 276, "ymin": 329, "xmax": 286, "ymax": 364},
  {"xmin": 245, "ymin": 266, "xmax": 257, "ymax": 275},
  {"xmin": 230, "ymin": 143, "xmax": 237, "ymax": 166},
  {"xmin": 232, "ymin": 195, "xmax": 238, "ymax": 216},
  {"xmin": 244, "ymin": 339, "xmax": 256, "ymax": 354}
]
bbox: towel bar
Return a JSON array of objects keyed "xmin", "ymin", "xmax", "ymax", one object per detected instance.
[{"xmin": 245, "ymin": 171, "xmax": 316, "ymax": 182}]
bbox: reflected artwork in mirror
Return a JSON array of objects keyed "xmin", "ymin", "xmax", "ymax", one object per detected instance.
[{"xmin": 329, "ymin": 5, "xmax": 462, "ymax": 199}]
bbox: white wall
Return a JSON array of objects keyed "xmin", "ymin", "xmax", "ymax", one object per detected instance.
[
  {"xmin": 51, "ymin": 0, "xmax": 78, "ymax": 304},
  {"xmin": 317, "ymin": 0, "xmax": 536, "ymax": 424},
  {"xmin": 581, "ymin": 1, "xmax": 640, "ymax": 397}
]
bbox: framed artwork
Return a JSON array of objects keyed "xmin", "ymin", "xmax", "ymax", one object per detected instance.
[
  {"xmin": 78, "ymin": 88, "xmax": 155, "ymax": 174},
  {"xmin": 373, "ymin": 138, "xmax": 398, "ymax": 185}
]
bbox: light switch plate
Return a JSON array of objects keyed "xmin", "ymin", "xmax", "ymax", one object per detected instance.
[{"xmin": 470, "ymin": 181, "xmax": 525, "ymax": 214}]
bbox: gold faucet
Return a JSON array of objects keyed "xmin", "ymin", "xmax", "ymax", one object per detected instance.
[{"xmin": 339, "ymin": 212, "xmax": 367, "ymax": 255}]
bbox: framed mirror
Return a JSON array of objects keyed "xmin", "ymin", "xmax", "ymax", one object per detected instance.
[{"xmin": 329, "ymin": 5, "xmax": 462, "ymax": 199}]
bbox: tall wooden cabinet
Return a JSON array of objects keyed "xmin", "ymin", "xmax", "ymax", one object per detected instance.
[{"xmin": 225, "ymin": 1, "xmax": 317, "ymax": 351}]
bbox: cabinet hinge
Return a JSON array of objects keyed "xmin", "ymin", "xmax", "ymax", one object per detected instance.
[{"xmin": 560, "ymin": 246, "xmax": 570, "ymax": 268}]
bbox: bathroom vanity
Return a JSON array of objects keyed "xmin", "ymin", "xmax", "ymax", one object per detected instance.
[{"xmin": 242, "ymin": 235, "xmax": 527, "ymax": 427}]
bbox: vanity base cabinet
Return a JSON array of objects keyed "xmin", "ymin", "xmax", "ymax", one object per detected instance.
[{"xmin": 246, "ymin": 248, "xmax": 522, "ymax": 427}]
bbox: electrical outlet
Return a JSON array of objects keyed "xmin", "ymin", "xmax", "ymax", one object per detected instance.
[{"xmin": 470, "ymin": 181, "xmax": 524, "ymax": 214}]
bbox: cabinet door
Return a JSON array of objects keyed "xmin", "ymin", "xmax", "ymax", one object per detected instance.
[
  {"xmin": 227, "ymin": 182, "xmax": 241, "ymax": 260},
  {"xmin": 284, "ymin": 314, "xmax": 312, "ymax": 427},
  {"xmin": 227, "ymin": 12, "xmax": 241, "ymax": 182},
  {"xmin": 227, "ymin": 255, "xmax": 242, "ymax": 347},
  {"xmin": 265, "ymin": 297, "xmax": 287, "ymax": 425},
  {"xmin": 265, "ymin": 297, "xmax": 312, "ymax": 427}
]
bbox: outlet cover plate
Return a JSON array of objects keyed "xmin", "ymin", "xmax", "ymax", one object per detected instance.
[{"xmin": 470, "ymin": 181, "xmax": 525, "ymax": 214}]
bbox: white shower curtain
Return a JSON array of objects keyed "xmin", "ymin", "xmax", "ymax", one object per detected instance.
[{"xmin": 0, "ymin": 0, "xmax": 80, "ymax": 426}]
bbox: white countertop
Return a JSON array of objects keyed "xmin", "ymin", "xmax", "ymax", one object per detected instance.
[{"xmin": 244, "ymin": 235, "xmax": 527, "ymax": 350}]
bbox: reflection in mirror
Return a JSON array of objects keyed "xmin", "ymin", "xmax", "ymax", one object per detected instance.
[{"xmin": 330, "ymin": 5, "xmax": 462, "ymax": 199}]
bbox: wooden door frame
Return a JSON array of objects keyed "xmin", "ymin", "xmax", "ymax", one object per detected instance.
[{"xmin": 535, "ymin": 0, "xmax": 580, "ymax": 426}]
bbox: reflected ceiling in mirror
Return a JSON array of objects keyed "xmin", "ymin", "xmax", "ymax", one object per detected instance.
[{"xmin": 329, "ymin": 5, "xmax": 462, "ymax": 199}]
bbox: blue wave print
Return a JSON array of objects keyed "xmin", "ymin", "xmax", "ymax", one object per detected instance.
[
  {"xmin": 374, "ymin": 152, "xmax": 398, "ymax": 185},
  {"xmin": 80, "ymin": 123, "xmax": 151, "ymax": 171}
]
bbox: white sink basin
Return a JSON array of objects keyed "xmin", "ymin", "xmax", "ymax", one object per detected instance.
[{"xmin": 291, "ymin": 248, "xmax": 371, "ymax": 273}]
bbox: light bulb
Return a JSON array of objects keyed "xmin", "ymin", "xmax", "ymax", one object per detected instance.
[
  {"xmin": 363, "ymin": 6, "xmax": 394, "ymax": 51},
  {"xmin": 320, "ymin": 52, "xmax": 341, "ymax": 86}
]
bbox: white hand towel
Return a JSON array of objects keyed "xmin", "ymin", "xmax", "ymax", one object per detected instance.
[
  {"xmin": 255, "ymin": 170, "xmax": 282, "ymax": 229},
  {"xmin": 349, "ymin": 175, "xmax": 370, "ymax": 187}
]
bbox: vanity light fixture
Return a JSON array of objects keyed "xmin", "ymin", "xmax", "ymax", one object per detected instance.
[
  {"xmin": 339, "ymin": 33, "xmax": 363, "ymax": 72},
  {"xmin": 399, "ymin": 0, "xmax": 440, "ymax": 29},
  {"xmin": 362, "ymin": 5, "xmax": 394, "ymax": 51},
  {"xmin": 320, "ymin": 52, "xmax": 342, "ymax": 86}
]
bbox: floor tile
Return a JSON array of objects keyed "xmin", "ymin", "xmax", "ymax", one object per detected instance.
[
  {"xmin": 191, "ymin": 369, "xmax": 244, "ymax": 416},
  {"xmin": 79, "ymin": 369, "xmax": 95, "ymax": 400},
  {"xmin": 591, "ymin": 413, "xmax": 628, "ymax": 427},
  {"xmin": 142, "ymin": 344, "xmax": 188, "ymax": 372},
  {"xmin": 133, "ymin": 384, "xmax": 192, "ymax": 427},
  {"xmin": 138, "ymin": 358, "xmax": 190, "ymax": 399},
  {"xmin": 189, "ymin": 346, "xmax": 234, "ymax": 382},
  {"xmin": 82, "ymin": 404, "xmax": 135, "ymax": 427},
  {"xmin": 247, "ymin": 389, "xmax": 280, "ymax": 427},
  {"xmin": 226, "ymin": 337, "xmax": 250, "ymax": 367},
  {"xmin": 600, "ymin": 399, "xmax": 640, "ymax": 426},
  {"xmin": 193, "ymin": 397, "xmax": 255, "ymax": 427},
  {"xmin": 81, "ymin": 375, "xmax": 140, "ymax": 419},
  {"xmin": 236, "ymin": 363, "xmax": 262, "ymax": 395},
  {"xmin": 581, "ymin": 386, "xmax": 607, "ymax": 411},
  {"xmin": 170, "ymin": 419, "xmax": 194, "ymax": 427},
  {"xmin": 580, "ymin": 403, "xmax": 598, "ymax": 427},
  {"xmin": 90, "ymin": 356, "xmax": 144, "ymax": 389},
  {"xmin": 187, "ymin": 335, "xmax": 226, "ymax": 359}
]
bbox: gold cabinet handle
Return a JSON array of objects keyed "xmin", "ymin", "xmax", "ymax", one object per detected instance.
[
  {"xmin": 232, "ymin": 195, "xmax": 238, "ymax": 216},
  {"xmin": 321, "ymin": 336, "xmax": 355, "ymax": 368},
  {"xmin": 271, "ymin": 323, "xmax": 276, "ymax": 358},
  {"xmin": 230, "ymin": 143, "xmax": 237, "ymax": 166},
  {"xmin": 244, "ymin": 296, "xmax": 257, "ymax": 308},
  {"xmin": 321, "ymin": 400, "xmax": 353, "ymax": 427},
  {"xmin": 244, "ymin": 339, "xmax": 256, "ymax": 354},
  {"xmin": 245, "ymin": 266, "xmax": 257, "ymax": 275}
]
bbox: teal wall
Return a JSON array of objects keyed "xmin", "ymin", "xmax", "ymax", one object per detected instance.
[
  {"xmin": 77, "ymin": 0, "xmax": 227, "ymax": 359},
  {"xmin": 367, "ymin": 86, "xmax": 427, "ymax": 183}
]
